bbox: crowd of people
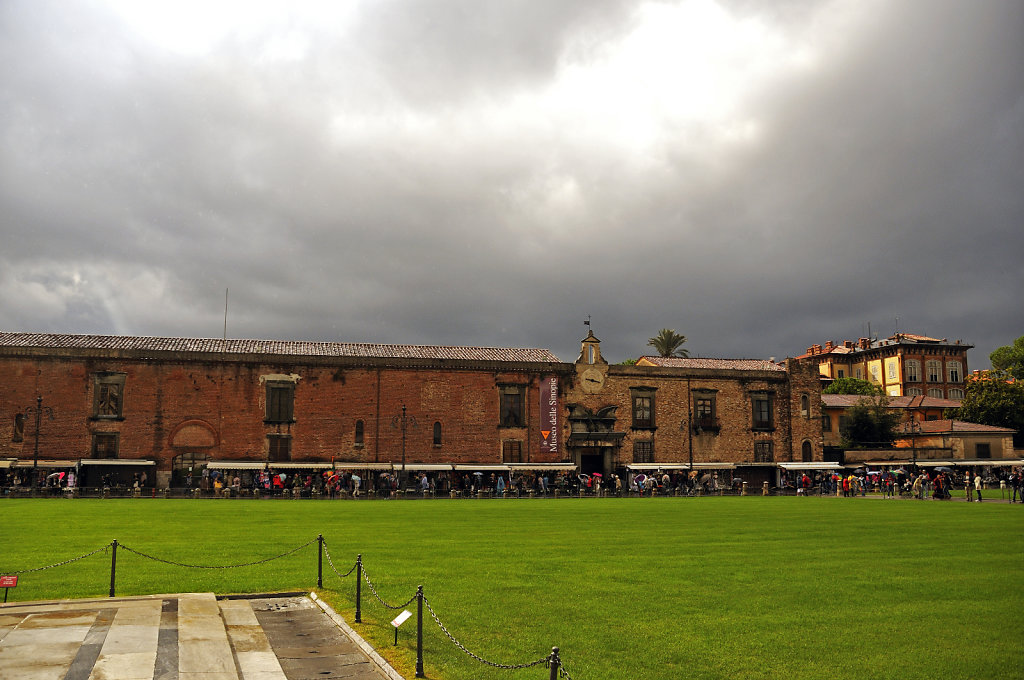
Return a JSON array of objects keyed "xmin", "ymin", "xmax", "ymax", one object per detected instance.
[{"xmin": 793, "ymin": 468, "xmax": 1023, "ymax": 501}]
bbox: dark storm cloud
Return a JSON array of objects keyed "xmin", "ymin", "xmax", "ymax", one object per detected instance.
[{"xmin": 0, "ymin": 0, "xmax": 1021, "ymax": 369}]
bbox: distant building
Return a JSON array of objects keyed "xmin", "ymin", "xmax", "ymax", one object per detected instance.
[
  {"xmin": 820, "ymin": 394, "xmax": 961, "ymax": 449},
  {"xmin": 798, "ymin": 333, "xmax": 971, "ymax": 399}
]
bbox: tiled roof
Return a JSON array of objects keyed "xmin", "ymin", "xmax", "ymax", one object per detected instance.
[
  {"xmin": 638, "ymin": 356, "xmax": 785, "ymax": 371},
  {"xmin": 898, "ymin": 419, "xmax": 1015, "ymax": 434},
  {"xmin": 0, "ymin": 332, "xmax": 561, "ymax": 363},
  {"xmin": 822, "ymin": 394, "xmax": 961, "ymax": 408}
]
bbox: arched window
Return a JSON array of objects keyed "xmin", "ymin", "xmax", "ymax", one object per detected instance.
[
  {"xmin": 13, "ymin": 413, "xmax": 25, "ymax": 442},
  {"xmin": 801, "ymin": 440, "xmax": 812, "ymax": 462},
  {"xmin": 354, "ymin": 420, "xmax": 364, "ymax": 446},
  {"xmin": 433, "ymin": 421, "xmax": 442, "ymax": 446}
]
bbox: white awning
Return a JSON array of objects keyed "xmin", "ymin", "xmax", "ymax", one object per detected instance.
[
  {"xmin": 0, "ymin": 459, "xmax": 16, "ymax": 469},
  {"xmin": 400, "ymin": 464, "xmax": 453, "ymax": 471},
  {"xmin": 13, "ymin": 460, "xmax": 77, "ymax": 468},
  {"xmin": 79, "ymin": 459, "xmax": 155, "ymax": 466},
  {"xmin": 333, "ymin": 462, "xmax": 394, "ymax": 470},
  {"xmin": 206, "ymin": 461, "xmax": 267, "ymax": 470},
  {"xmin": 506, "ymin": 464, "xmax": 578, "ymax": 472},
  {"xmin": 691, "ymin": 462, "xmax": 736, "ymax": 470},
  {"xmin": 266, "ymin": 462, "xmax": 333, "ymax": 470},
  {"xmin": 626, "ymin": 464, "xmax": 690, "ymax": 471},
  {"xmin": 956, "ymin": 459, "xmax": 1024, "ymax": 466},
  {"xmin": 453, "ymin": 464, "xmax": 510, "ymax": 472},
  {"xmin": 778, "ymin": 462, "xmax": 844, "ymax": 470},
  {"xmin": 915, "ymin": 460, "xmax": 958, "ymax": 467}
]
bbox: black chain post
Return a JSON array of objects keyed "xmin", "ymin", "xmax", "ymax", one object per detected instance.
[
  {"xmin": 549, "ymin": 647, "xmax": 560, "ymax": 680},
  {"xmin": 416, "ymin": 585, "xmax": 425, "ymax": 678},
  {"xmin": 355, "ymin": 554, "xmax": 362, "ymax": 623},
  {"xmin": 317, "ymin": 534, "xmax": 323, "ymax": 588},
  {"xmin": 109, "ymin": 540, "xmax": 118, "ymax": 597}
]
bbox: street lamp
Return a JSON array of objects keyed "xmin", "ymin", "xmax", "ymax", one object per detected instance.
[
  {"xmin": 908, "ymin": 419, "xmax": 922, "ymax": 471},
  {"xmin": 25, "ymin": 396, "xmax": 55, "ymax": 484},
  {"xmin": 391, "ymin": 405, "xmax": 418, "ymax": 488}
]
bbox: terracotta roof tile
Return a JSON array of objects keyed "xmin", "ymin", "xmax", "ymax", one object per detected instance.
[
  {"xmin": 899, "ymin": 419, "xmax": 1015, "ymax": 434},
  {"xmin": 638, "ymin": 356, "xmax": 785, "ymax": 371},
  {"xmin": 0, "ymin": 332, "xmax": 561, "ymax": 363}
]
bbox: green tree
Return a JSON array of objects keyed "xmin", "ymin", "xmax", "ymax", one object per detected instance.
[
  {"xmin": 840, "ymin": 396, "xmax": 900, "ymax": 449},
  {"xmin": 647, "ymin": 329, "xmax": 690, "ymax": 357},
  {"xmin": 990, "ymin": 335, "xmax": 1024, "ymax": 380},
  {"xmin": 947, "ymin": 377, "xmax": 1024, "ymax": 447},
  {"xmin": 617, "ymin": 358, "xmax": 638, "ymax": 366},
  {"xmin": 823, "ymin": 377, "xmax": 883, "ymax": 395}
]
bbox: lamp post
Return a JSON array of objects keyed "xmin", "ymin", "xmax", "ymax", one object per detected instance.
[
  {"xmin": 25, "ymin": 396, "xmax": 55, "ymax": 485},
  {"xmin": 909, "ymin": 420, "xmax": 921, "ymax": 471},
  {"xmin": 391, "ymin": 405, "xmax": 418, "ymax": 488}
]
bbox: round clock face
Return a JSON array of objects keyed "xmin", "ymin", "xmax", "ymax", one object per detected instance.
[{"xmin": 581, "ymin": 367, "xmax": 605, "ymax": 393}]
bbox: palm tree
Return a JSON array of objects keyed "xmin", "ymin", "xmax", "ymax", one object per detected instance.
[{"xmin": 647, "ymin": 329, "xmax": 690, "ymax": 357}]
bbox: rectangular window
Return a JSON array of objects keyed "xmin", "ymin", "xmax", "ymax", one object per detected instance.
[
  {"xmin": 268, "ymin": 434, "xmax": 291, "ymax": 462},
  {"xmin": 751, "ymin": 394, "xmax": 773, "ymax": 430},
  {"xmin": 499, "ymin": 386, "xmax": 525, "ymax": 427},
  {"xmin": 93, "ymin": 373, "xmax": 126, "ymax": 419},
  {"xmin": 837, "ymin": 369, "xmax": 845, "ymax": 379},
  {"xmin": 694, "ymin": 392, "xmax": 718, "ymax": 432},
  {"xmin": 631, "ymin": 389, "xmax": 655, "ymax": 428},
  {"xmin": 975, "ymin": 443, "xmax": 991, "ymax": 459},
  {"xmin": 926, "ymin": 361, "xmax": 942, "ymax": 383},
  {"xmin": 92, "ymin": 433, "xmax": 119, "ymax": 459},
  {"xmin": 905, "ymin": 360, "xmax": 920, "ymax": 383},
  {"xmin": 947, "ymin": 361, "xmax": 962, "ymax": 383},
  {"xmin": 822, "ymin": 415, "xmax": 832, "ymax": 432},
  {"xmin": 633, "ymin": 440, "xmax": 654, "ymax": 463},
  {"xmin": 265, "ymin": 382, "xmax": 295, "ymax": 423},
  {"xmin": 754, "ymin": 441, "xmax": 774, "ymax": 462},
  {"xmin": 502, "ymin": 440, "xmax": 523, "ymax": 463}
]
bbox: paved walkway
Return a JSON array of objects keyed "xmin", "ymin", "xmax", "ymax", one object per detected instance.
[{"xmin": 0, "ymin": 593, "xmax": 403, "ymax": 680}]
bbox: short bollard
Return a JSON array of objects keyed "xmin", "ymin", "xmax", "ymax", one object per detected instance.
[
  {"xmin": 109, "ymin": 539, "xmax": 118, "ymax": 597},
  {"xmin": 549, "ymin": 646, "xmax": 561, "ymax": 680},
  {"xmin": 741, "ymin": 482, "xmax": 748, "ymax": 496},
  {"xmin": 762, "ymin": 481, "xmax": 769, "ymax": 496},
  {"xmin": 355, "ymin": 554, "xmax": 362, "ymax": 623},
  {"xmin": 416, "ymin": 585, "xmax": 424, "ymax": 678},
  {"xmin": 316, "ymin": 534, "xmax": 323, "ymax": 588}
]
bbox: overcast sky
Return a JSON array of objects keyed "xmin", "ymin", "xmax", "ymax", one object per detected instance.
[{"xmin": 1, "ymin": 0, "xmax": 1021, "ymax": 367}]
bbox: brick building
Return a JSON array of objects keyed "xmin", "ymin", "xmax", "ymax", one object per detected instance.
[
  {"xmin": 799, "ymin": 333, "xmax": 971, "ymax": 399},
  {"xmin": 1, "ymin": 330, "xmax": 823, "ymax": 489}
]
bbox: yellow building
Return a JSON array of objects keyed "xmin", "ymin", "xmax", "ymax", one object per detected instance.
[{"xmin": 799, "ymin": 333, "xmax": 971, "ymax": 399}]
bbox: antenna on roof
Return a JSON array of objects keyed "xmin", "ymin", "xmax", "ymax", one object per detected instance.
[{"xmin": 223, "ymin": 288, "xmax": 228, "ymax": 342}]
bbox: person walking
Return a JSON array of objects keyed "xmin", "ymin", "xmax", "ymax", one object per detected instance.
[
  {"xmin": 974, "ymin": 471, "xmax": 983, "ymax": 502},
  {"xmin": 965, "ymin": 472, "xmax": 973, "ymax": 502}
]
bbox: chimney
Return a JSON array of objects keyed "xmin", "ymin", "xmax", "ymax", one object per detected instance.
[
  {"xmin": 813, "ymin": 344, "xmax": 822, "ymax": 354},
  {"xmin": 824, "ymin": 341, "xmax": 835, "ymax": 351},
  {"xmin": 843, "ymin": 340, "xmax": 853, "ymax": 349},
  {"xmin": 859, "ymin": 337, "xmax": 870, "ymax": 349},
  {"xmin": 806, "ymin": 347, "xmax": 815, "ymax": 356}
]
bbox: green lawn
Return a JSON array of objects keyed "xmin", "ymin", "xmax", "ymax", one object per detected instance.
[{"xmin": 1, "ymin": 497, "xmax": 1021, "ymax": 680}]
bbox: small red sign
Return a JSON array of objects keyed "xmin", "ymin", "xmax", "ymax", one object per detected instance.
[{"xmin": 0, "ymin": 575, "xmax": 18, "ymax": 588}]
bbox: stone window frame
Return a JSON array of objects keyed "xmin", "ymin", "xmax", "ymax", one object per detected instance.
[
  {"xmin": 751, "ymin": 391, "xmax": 774, "ymax": 431},
  {"xmin": 265, "ymin": 382, "xmax": 295, "ymax": 424},
  {"xmin": 693, "ymin": 389, "xmax": 719, "ymax": 433},
  {"xmin": 433, "ymin": 421, "xmax": 442, "ymax": 447},
  {"xmin": 501, "ymin": 439, "xmax": 523, "ymax": 463},
  {"xmin": 947, "ymin": 361, "xmax": 962, "ymax": 383},
  {"xmin": 800, "ymin": 394, "xmax": 810, "ymax": 419},
  {"xmin": 927, "ymin": 388, "xmax": 944, "ymax": 398},
  {"xmin": 633, "ymin": 439, "xmax": 654, "ymax": 463},
  {"xmin": 926, "ymin": 360, "xmax": 942, "ymax": 383},
  {"xmin": 92, "ymin": 432, "xmax": 119, "ymax": 459},
  {"xmin": 354, "ymin": 420, "xmax": 365, "ymax": 448},
  {"xmin": 948, "ymin": 388, "xmax": 964, "ymax": 400},
  {"xmin": 92, "ymin": 372, "xmax": 127, "ymax": 420},
  {"xmin": 267, "ymin": 434, "xmax": 292, "ymax": 462},
  {"xmin": 498, "ymin": 385, "xmax": 526, "ymax": 428},
  {"xmin": 904, "ymin": 360, "xmax": 920, "ymax": 383},
  {"xmin": 754, "ymin": 441, "xmax": 774, "ymax": 462},
  {"xmin": 631, "ymin": 387, "xmax": 656, "ymax": 430}
]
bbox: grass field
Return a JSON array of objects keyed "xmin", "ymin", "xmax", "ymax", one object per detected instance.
[{"xmin": 1, "ymin": 496, "xmax": 1021, "ymax": 680}]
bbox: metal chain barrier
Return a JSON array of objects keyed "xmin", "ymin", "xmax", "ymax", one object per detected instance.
[
  {"xmin": 361, "ymin": 566, "xmax": 418, "ymax": 610},
  {"xmin": 321, "ymin": 541, "xmax": 357, "ymax": 579},
  {"xmin": 422, "ymin": 594, "xmax": 551, "ymax": 671},
  {"xmin": 118, "ymin": 537, "xmax": 317, "ymax": 569},
  {"xmin": 3, "ymin": 544, "xmax": 111, "ymax": 574},
  {"xmin": 558, "ymin": 659, "xmax": 575, "ymax": 679}
]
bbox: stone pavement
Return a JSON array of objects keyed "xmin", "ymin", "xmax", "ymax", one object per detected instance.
[{"xmin": 0, "ymin": 592, "xmax": 404, "ymax": 680}]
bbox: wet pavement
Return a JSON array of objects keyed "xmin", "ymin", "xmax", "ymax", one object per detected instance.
[{"xmin": 0, "ymin": 593, "xmax": 402, "ymax": 680}]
